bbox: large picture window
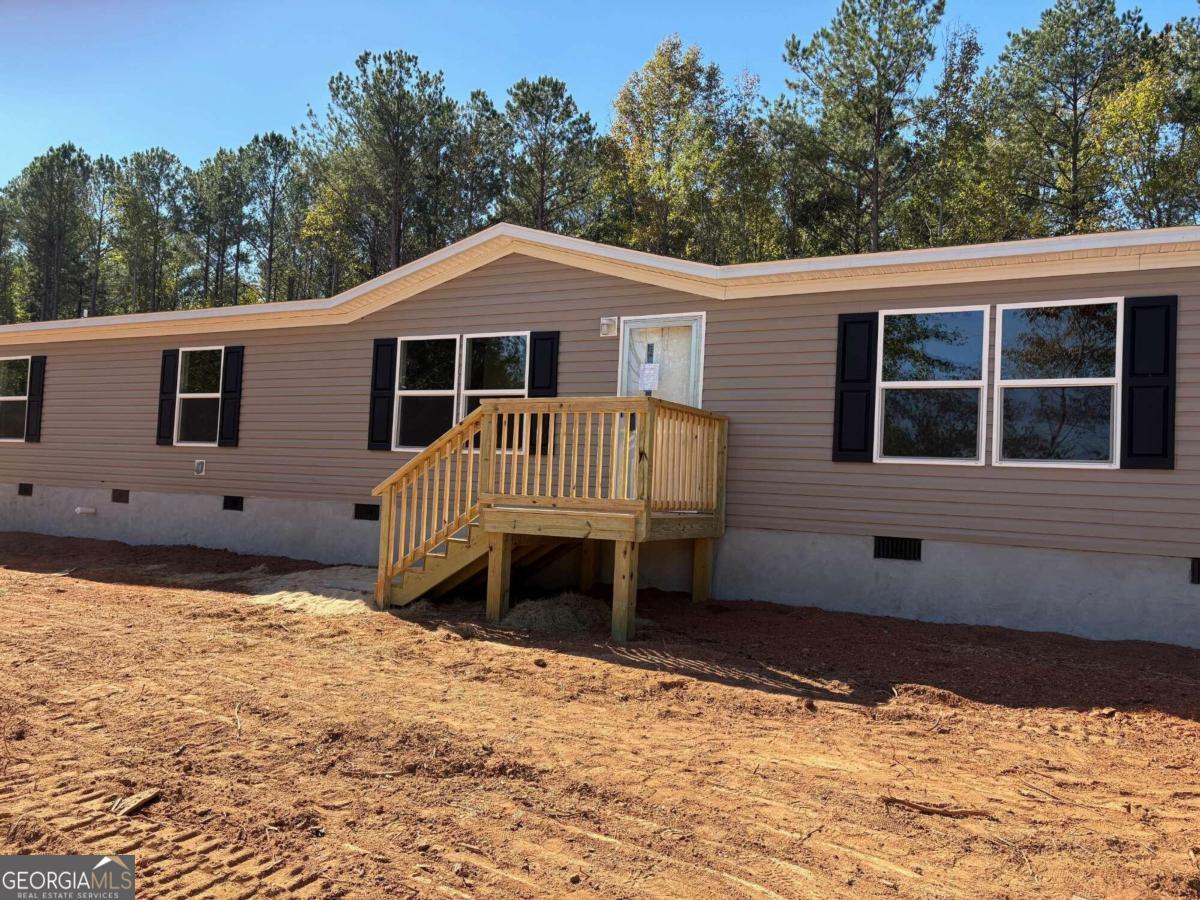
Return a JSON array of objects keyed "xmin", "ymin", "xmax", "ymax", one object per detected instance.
[
  {"xmin": 393, "ymin": 336, "xmax": 460, "ymax": 450},
  {"xmin": 993, "ymin": 298, "xmax": 1122, "ymax": 467},
  {"xmin": 175, "ymin": 347, "xmax": 224, "ymax": 445},
  {"xmin": 875, "ymin": 307, "xmax": 988, "ymax": 464},
  {"xmin": 0, "ymin": 357, "xmax": 30, "ymax": 441}
]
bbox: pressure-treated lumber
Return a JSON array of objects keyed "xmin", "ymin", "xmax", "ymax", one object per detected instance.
[
  {"xmin": 612, "ymin": 540, "xmax": 639, "ymax": 642},
  {"xmin": 373, "ymin": 396, "xmax": 729, "ymax": 610},
  {"xmin": 486, "ymin": 531, "xmax": 513, "ymax": 623},
  {"xmin": 692, "ymin": 537, "xmax": 713, "ymax": 604}
]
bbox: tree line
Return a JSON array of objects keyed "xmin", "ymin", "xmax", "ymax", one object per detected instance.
[{"xmin": 1, "ymin": 0, "xmax": 1197, "ymax": 324}]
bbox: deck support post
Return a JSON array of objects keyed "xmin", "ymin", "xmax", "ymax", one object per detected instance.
[
  {"xmin": 611, "ymin": 539, "xmax": 639, "ymax": 642},
  {"xmin": 486, "ymin": 531, "xmax": 513, "ymax": 623},
  {"xmin": 579, "ymin": 539, "xmax": 598, "ymax": 592},
  {"xmin": 375, "ymin": 488, "xmax": 396, "ymax": 610},
  {"xmin": 691, "ymin": 537, "xmax": 713, "ymax": 604}
]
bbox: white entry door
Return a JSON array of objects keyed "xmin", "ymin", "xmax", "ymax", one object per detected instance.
[{"xmin": 619, "ymin": 313, "xmax": 705, "ymax": 407}]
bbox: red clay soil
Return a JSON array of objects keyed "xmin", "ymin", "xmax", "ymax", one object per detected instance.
[{"xmin": 0, "ymin": 532, "xmax": 1198, "ymax": 899}]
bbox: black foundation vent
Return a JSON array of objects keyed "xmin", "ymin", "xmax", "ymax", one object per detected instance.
[
  {"xmin": 17, "ymin": 483, "xmax": 33, "ymax": 497},
  {"xmin": 1192, "ymin": 558, "xmax": 1200, "ymax": 585},
  {"xmin": 111, "ymin": 489, "xmax": 130, "ymax": 504},
  {"xmin": 223, "ymin": 495, "xmax": 244, "ymax": 512},
  {"xmin": 354, "ymin": 503, "xmax": 380, "ymax": 522},
  {"xmin": 874, "ymin": 536, "xmax": 921, "ymax": 562}
]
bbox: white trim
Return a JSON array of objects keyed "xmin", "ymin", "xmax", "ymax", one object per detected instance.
[
  {"xmin": 0, "ymin": 355, "xmax": 30, "ymax": 443},
  {"xmin": 392, "ymin": 334, "xmax": 462, "ymax": 453},
  {"xmin": 616, "ymin": 311, "xmax": 707, "ymax": 407},
  {"xmin": 460, "ymin": 332, "xmax": 532, "ymax": 419},
  {"xmin": 873, "ymin": 306, "xmax": 989, "ymax": 466},
  {"xmin": 174, "ymin": 346, "xmax": 225, "ymax": 447},
  {"xmin": 991, "ymin": 297, "xmax": 1123, "ymax": 468},
  {"xmin": 5, "ymin": 223, "xmax": 1197, "ymax": 346}
]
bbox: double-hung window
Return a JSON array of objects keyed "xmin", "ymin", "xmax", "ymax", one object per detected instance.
[
  {"xmin": 875, "ymin": 306, "xmax": 988, "ymax": 464},
  {"xmin": 993, "ymin": 298, "xmax": 1122, "ymax": 467},
  {"xmin": 394, "ymin": 336, "xmax": 460, "ymax": 451},
  {"xmin": 390, "ymin": 332, "xmax": 530, "ymax": 450},
  {"xmin": 0, "ymin": 357, "xmax": 30, "ymax": 441},
  {"xmin": 460, "ymin": 333, "xmax": 530, "ymax": 416},
  {"xmin": 176, "ymin": 347, "xmax": 224, "ymax": 446}
]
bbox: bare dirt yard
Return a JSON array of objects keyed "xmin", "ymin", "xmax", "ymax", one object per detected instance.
[{"xmin": 0, "ymin": 532, "xmax": 1198, "ymax": 899}]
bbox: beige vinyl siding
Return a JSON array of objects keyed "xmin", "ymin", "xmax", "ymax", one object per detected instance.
[{"xmin": 1, "ymin": 253, "xmax": 1197, "ymax": 559}]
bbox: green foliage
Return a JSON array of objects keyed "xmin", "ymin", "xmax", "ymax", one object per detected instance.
[
  {"xmin": 2, "ymin": 3, "xmax": 1199, "ymax": 324},
  {"xmin": 501, "ymin": 76, "xmax": 596, "ymax": 232},
  {"xmin": 783, "ymin": 0, "xmax": 946, "ymax": 252},
  {"xmin": 994, "ymin": 0, "xmax": 1150, "ymax": 234}
]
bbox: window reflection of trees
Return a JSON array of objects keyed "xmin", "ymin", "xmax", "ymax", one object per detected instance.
[
  {"xmin": 1001, "ymin": 305, "xmax": 1116, "ymax": 380},
  {"xmin": 883, "ymin": 312, "xmax": 982, "ymax": 381},
  {"xmin": 1003, "ymin": 387, "xmax": 1111, "ymax": 461}
]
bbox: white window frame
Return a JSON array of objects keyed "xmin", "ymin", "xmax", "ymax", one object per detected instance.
[
  {"xmin": 459, "ymin": 331, "xmax": 532, "ymax": 421},
  {"xmin": 616, "ymin": 311, "xmax": 706, "ymax": 407},
  {"xmin": 174, "ymin": 346, "xmax": 225, "ymax": 448},
  {"xmin": 873, "ymin": 305, "xmax": 989, "ymax": 466},
  {"xmin": 991, "ymin": 297, "xmax": 1123, "ymax": 469},
  {"xmin": 0, "ymin": 355, "xmax": 30, "ymax": 443},
  {"xmin": 392, "ymin": 334, "xmax": 462, "ymax": 452}
]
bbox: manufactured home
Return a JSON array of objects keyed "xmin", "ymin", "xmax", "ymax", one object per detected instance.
[{"xmin": 0, "ymin": 223, "xmax": 1196, "ymax": 646}]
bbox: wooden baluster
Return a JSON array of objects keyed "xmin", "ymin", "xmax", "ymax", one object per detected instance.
[
  {"xmin": 396, "ymin": 478, "xmax": 408, "ymax": 565},
  {"xmin": 607, "ymin": 411, "xmax": 618, "ymax": 500},
  {"xmin": 617, "ymin": 411, "xmax": 629, "ymax": 499},
  {"xmin": 427, "ymin": 448, "xmax": 436, "ymax": 542},
  {"xmin": 537, "ymin": 415, "xmax": 547, "ymax": 501},
  {"xmin": 544, "ymin": 411, "xmax": 556, "ymax": 499},
  {"xmin": 582, "ymin": 412, "xmax": 593, "ymax": 499},
  {"xmin": 499, "ymin": 415, "xmax": 508, "ymax": 496},
  {"xmin": 571, "ymin": 412, "xmax": 581, "ymax": 498},
  {"xmin": 466, "ymin": 425, "xmax": 477, "ymax": 514},
  {"xmin": 520, "ymin": 412, "xmax": 531, "ymax": 495},
  {"xmin": 556, "ymin": 411, "xmax": 567, "ymax": 498},
  {"xmin": 440, "ymin": 444, "xmax": 450, "ymax": 529}
]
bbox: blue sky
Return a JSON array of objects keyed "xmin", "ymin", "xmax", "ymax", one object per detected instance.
[{"xmin": 0, "ymin": 0, "xmax": 1192, "ymax": 183}]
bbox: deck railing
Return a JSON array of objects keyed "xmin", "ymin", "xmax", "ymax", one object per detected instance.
[{"xmin": 373, "ymin": 396, "xmax": 728, "ymax": 602}]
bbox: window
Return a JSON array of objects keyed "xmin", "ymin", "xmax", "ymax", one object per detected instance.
[
  {"xmin": 389, "ymin": 332, "xmax": 530, "ymax": 450},
  {"xmin": 993, "ymin": 298, "xmax": 1122, "ymax": 467},
  {"xmin": 176, "ymin": 347, "xmax": 224, "ymax": 445},
  {"xmin": 460, "ymin": 333, "xmax": 529, "ymax": 416},
  {"xmin": 394, "ymin": 336, "xmax": 460, "ymax": 450},
  {"xmin": 875, "ymin": 307, "xmax": 988, "ymax": 464},
  {"xmin": 0, "ymin": 357, "xmax": 30, "ymax": 442}
]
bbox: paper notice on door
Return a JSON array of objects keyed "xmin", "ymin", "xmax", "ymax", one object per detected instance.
[{"xmin": 638, "ymin": 363, "xmax": 660, "ymax": 392}]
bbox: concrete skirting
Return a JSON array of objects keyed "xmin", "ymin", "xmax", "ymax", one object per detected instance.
[
  {"xmin": 1, "ymin": 483, "xmax": 378, "ymax": 566},
  {"xmin": 4, "ymin": 484, "xmax": 1197, "ymax": 648},
  {"xmin": 709, "ymin": 527, "xmax": 1200, "ymax": 649}
]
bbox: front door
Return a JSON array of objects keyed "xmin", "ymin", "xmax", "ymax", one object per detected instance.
[{"xmin": 619, "ymin": 313, "xmax": 704, "ymax": 407}]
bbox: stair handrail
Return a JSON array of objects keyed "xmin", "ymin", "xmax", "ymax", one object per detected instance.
[
  {"xmin": 371, "ymin": 406, "xmax": 485, "ymax": 497},
  {"xmin": 373, "ymin": 406, "xmax": 487, "ymax": 604}
]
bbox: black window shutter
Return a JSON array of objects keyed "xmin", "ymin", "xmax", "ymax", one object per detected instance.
[
  {"xmin": 832, "ymin": 312, "xmax": 878, "ymax": 462},
  {"xmin": 24, "ymin": 355, "xmax": 45, "ymax": 443},
  {"xmin": 527, "ymin": 331, "xmax": 560, "ymax": 398},
  {"xmin": 156, "ymin": 349, "xmax": 179, "ymax": 446},
  {"xmin": 368, "ymin": 338, "xmax": 398, "ymax": 450},
  {"xmin": 217, "ymin": 345, "xmax": 244, "ymax": 447},
  {"xmin": 1121, "ymin": 295, "xmax": 1177, "ymax": 469},
  {"xmin": 528, "ymin": 331, "xmax": 559, "ymax": 454}
]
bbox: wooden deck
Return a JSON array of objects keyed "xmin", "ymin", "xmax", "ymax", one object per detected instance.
[{"xmin": 373, "ymin": 396, "xmax": 728, "ymax": 641}]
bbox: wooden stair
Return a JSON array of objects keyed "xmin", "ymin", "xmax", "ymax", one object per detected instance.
[{"xmin": 373, "ymin": 396, "xmax": 729, "ymax": 640}]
